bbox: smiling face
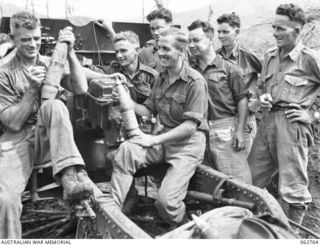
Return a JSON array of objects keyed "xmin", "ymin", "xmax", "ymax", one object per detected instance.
[
  {"xmin": 188, "ymin": 27, "xmax": 212, "ymax": 58},
  {"xmin": 149, "ymin": 18, "xmax": 170, "ymax": 42},
  {"xmin": 114, "ymin": 39, "xmax": 138, "ymax": 67},
  {"xmin": 272, "ymin": 14, "xmax": 300, "ymax": 49},
  {"xmin": 157, "ymin": 34, "xmax": 181, "ymax": 69},
  {"xmin": 13, "ymin": 26, "xmax": 41, "ymax": 60},
  {"xmin": 217, "ymin": 22, "xmax": 239, "ymax": 47}
]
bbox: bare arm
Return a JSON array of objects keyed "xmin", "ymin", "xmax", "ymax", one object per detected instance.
[
  {"xmin": 4, "ymin": 90, "xmax": 38, "ymax": 132},
  {"xmin": 95, "ymin": 19, "xmax": 116, "ymax": 39},
  {"xmin": 1, "ymin": 67, "xmax": 45, "ymax": 132},
  {"xmin": 237, "ymin": 97, "xmax": 249, "ymax": 132},
  {"xmin": 233, "ymin": 97, "xmax": 248, "ymax": 151},
  {"xmin": 152, "ymin": 120, "xmax": 197, "ymax": 145},
  {"xmin": 129, "ymin": 120, "xmax": 197, "ymax": 147},
  {"xmin": 59, "ymin": 27, "xmax": 88, "ymax": 94},
  {"xmin": 67, "ymin": 50, "xmax": 88, "ymax": 94},
  {"xmin": 134, "ymin": 101, "xmax": 151, "ymax": 118},
  {"xmin": 83, "ymin": 67, "xmax": 107, "ymax": 81}
]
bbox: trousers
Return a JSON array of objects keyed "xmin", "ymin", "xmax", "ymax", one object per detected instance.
[
  {"xmin": 0, "ymin": 99, "xmax": 84, "ymax": 238},
  {"xmin": 111, "ymin": 130, "xmax": 206, "ymax": 225},
  {"xmin": 248, "ymin": 111, "xmax": 312, "ymax": 205},
  {"xmin": 207, "ymin": 117, "xmax": 252, "ymax": 184}
]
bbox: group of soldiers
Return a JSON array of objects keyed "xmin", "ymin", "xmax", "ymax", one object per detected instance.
[{"xmin": 0, "ymin": 2, "xmax": 319, "ymax": 239}]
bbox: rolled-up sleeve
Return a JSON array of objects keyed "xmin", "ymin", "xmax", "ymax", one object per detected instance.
[
  {"xmin": 228, "ymin": 65, "xmax": 249, "ymax": 102},
  {"xmin": 182, "ymin": 77, "xmax": 208, "ymax": 128},
  {"xmin": 0, "ymin": 72, "xmax": 20, "ymax": 127}
]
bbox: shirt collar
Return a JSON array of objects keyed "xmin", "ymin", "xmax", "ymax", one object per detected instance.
[
  {"xmin": 272, "ymin": 42, "xmax": 304, "ymax": 62},
  {"xmin": 179, "ymin": 61, "xmax": 189, "ymax": 82},
  {"xmin": 288, "ymin": 42, "xmax": 304, "ymax": 62},
  {"xmin": 160, "ymin": 61, "xmax": 189, "ymax": 85},
  {"xmin": 138, "ymin": 61, "xmax": 150, "ymax": 73},
  {"xmin": 218, "ymin": 46, "xmax": 238, "ymax": 61},
  {"xmin": 118, "ymin": 61, "xmax": 142, "ymax": 77},
  {"xmin": 193, "ymin": 53, "xmax": 222, "ymax": 71},
  {"xmin": 208, "ymin": 54, "xmax": 222, "ymax": 67}
]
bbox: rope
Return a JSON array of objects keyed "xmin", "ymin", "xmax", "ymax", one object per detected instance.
[{"xmin": 92, "ymin": 22, "xmax": 103, "ymax": 66}]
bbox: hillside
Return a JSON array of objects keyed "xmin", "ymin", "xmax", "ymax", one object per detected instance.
[
  {"xmin": 173, "ymin": 1, "xmax": 273, "ymax": 30},
  {"xmin": 173, "ymin": 1, "xmax": 320, "ymax": 58}
]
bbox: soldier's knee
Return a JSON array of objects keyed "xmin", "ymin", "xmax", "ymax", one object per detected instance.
[
  {"xmin": 156, "ymin": 190, "xmax": 172, "ymax": 213},
  {"xmin": 40, "ymin": 99, "xmax": 69, "ymax": 122},
  {"xmin": 41, "ymin": 99, "xmax": 68, "ymax": 116},
  {"xmin": 41, "ymin": 99, "xmax": 64, "ymax": 110},
  {"xmin": 0, "ymin": 193, "xmax": 21, "ymax": 210},
  {"xmin": 113, "ymin": 141, "xmax": 142, "ymax": 173}
]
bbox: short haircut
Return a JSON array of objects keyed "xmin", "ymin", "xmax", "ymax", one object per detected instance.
[
  {"xmin": 113, "ymin": 31, "xmax": 140, "ymax": 47},
  {"xmin": 10, "ymin": 11, "xmax": 40, "ymax": 34},
  {"xmin": 276, "ymin": 3, "xmax": 306, "ymax": 26},
  {"xmin": 187, "ymin": 19, "xmax": 214, "ymax": 39},
  {"xmin": 217, "ymin": 12, "xmax": 241, "ymax": 28},
  {"xmin": 159, "ymin": 27, "xmax": 188, "ymax": 52},
  {"xmin": 146, "ymin": 8, "xmax": 172, "ymax": 23}
]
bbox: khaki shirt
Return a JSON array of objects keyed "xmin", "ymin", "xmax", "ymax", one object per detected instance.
[
  {"xmin": 143, "ymin": 62, "xmax": 208, "ymax": 131},
  {"xmin": 217, "ymin": 45, "xmax": 262, "ymax": 94},
  {"xmin": 101, "ymin": 61, "xmax": 158, "ymax": 104},
  {"xmin": 0, "ymin": 54, "xmax": 68, "ymax": 132},
  {"xmin": 191, "ymin": 54, "xmax": 248, "ymax": 121},
  {"xmin": 259, "ymin": 42, "xmax": 320, "ymax": 108}
]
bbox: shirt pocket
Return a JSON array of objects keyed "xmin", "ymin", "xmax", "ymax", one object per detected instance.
[
  {"xmin": 208, "ymin": 72, "xmax": 228, "ymax": 84},
  {"xmin": 170, "ymin": 92, "xmax": 186, "ymax": 122},
  {"xmin": 207, "ymin": 72, "xmax": 229, "ymax": 91},
  {"xmin": 281, "ymin": 75, "xmax": 308, "ymax": 102}
]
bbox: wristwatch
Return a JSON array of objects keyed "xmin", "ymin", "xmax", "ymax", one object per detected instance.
[{"xmin": 313, "ymin": 111, "xmax": 320, "ymax": 122}]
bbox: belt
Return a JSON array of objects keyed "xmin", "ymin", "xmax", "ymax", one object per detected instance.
[{"xmin": 270, "ymin": 104, "xmax": 307, "ymax": 112}]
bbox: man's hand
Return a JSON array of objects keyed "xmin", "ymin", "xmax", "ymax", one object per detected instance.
[
  {"xmin": 106, "ymin": 73, "xmax": 131, "ymax": 101},
  {"xmin": 232, "ymin": 129, "xmax": 245, "ymax": 151},
  {"xmin": 128, "ymin": 133, "xmax": 159, "ymax": 147},
  {"xmin": 285, "ymin": 103, "xmax": 313, "ymax": 124},
  {"xmin": 58, "ymin": 26, "xmax": 75, "ymax": 52},
  {"xmin": 259, "ymin": 93, "xmax": 273, "ymax": 111},
  {"xmin": 28, "ymin": 66, "xmax": 46, "ymax": 92},
  {"xmin": 95, "ymin": 19, "xmax": 115, "ymax": 34}
]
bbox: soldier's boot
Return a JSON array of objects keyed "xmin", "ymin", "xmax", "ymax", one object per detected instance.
[
  {"xmin": 61, "ymin": 166, "xmax": 93, "ymax": 203},
  {"xmin": 288, "ymin": 204, "xmax": 306, "ymax": 236}
]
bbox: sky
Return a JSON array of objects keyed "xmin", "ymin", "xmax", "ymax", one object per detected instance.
[
  {"xmin": 0, "ymin": 0, "xmax": 214, "ymax": 21},
  {"xmin": 1, "ymin": 0, "xmax": 319, "ymax": 22}
]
